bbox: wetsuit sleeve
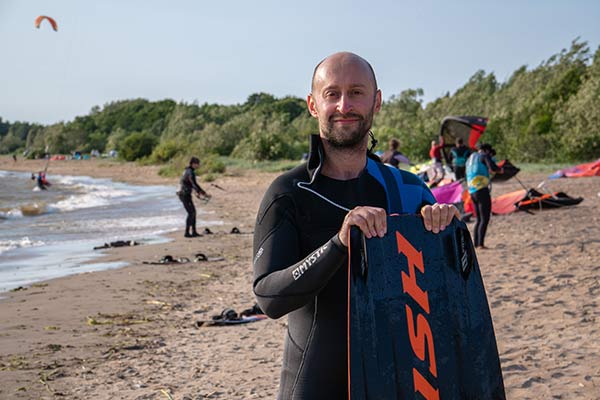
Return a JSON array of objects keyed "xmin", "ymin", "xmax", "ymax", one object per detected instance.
[
  {"xmin": 483, "ymin": 155, "xmax": 501, "ymax": 173},
  {"xmin": 188, "ymin": 170, "xmax": 207, "ymax": 195},
  {"xmin": 252, "ymin": 194, "xmax": 347, "ymax": 319}
]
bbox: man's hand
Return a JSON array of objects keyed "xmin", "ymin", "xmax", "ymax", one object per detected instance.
[
  {"xmin": 420, "ymin": 203, "xmax": 460, "ymax": 234},
  {"xmin": 338, "ymin": 206, "xmax": 387, "ymax": 247},
  {"xmin": 196, "ymin": 192, "xmax": 212, "ymax": 201}
]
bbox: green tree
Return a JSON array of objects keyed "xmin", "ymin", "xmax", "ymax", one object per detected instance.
[{"xmin": 118, "ymin": 131, "xmax": 158, "ymax": 161}]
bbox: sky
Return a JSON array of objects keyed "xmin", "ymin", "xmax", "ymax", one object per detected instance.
[{"xmin": 1, "ymin": 1, "xmax": 599, "ymax": 125}]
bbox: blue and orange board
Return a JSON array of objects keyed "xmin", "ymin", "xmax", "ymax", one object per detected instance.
[{"xmin": 347, "ymin": 215, "xmax": 505, "ymax": 399}]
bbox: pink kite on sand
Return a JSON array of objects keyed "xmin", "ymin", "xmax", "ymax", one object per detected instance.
[{"xmin": 431, "ymin": 180, "xmax": 464, "ymax": 204}]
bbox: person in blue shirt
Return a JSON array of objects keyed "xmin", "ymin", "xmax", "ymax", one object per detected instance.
[
  {"xmin": 450, "ymin": 137, "xmax": 472, "ymax": 180},
  {"xmin": 466, "ymin": 143, "xmax": 503, "ymax": 249}
]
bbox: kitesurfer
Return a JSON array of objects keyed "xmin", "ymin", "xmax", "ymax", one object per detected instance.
[
  {"xmin": 36, "ymin": 171, "xmax": 50, "ymax": 190},
  {"xmin": 466, "ymin": 143, "xmax": 503, "ymax": 249},
  {"xmin": 252, "ymin": 52, "xmax": 459, "ymax": 399},
  {"xmin": 178, "ymin": 157, "xmax": 211, "ymax": 238}
]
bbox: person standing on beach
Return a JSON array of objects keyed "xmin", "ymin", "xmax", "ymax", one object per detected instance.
[
  {"xmin": 450, "ymin": 137, "xmax": 472, "ymax": 180},
  {"xmin": 252, "ymin": 52, "xmax": 459, "ymax": 399},
  {"xmin": 178, "ymin": 157, "xmax": 210, "ymax": 238},
  {"xmin": 381, "ymin": 138, "xmax": 410, "ymax": 168},
  {"xmin": 429, "ymin": 136, "xmax": 445, "ymax": 185},
  {"xmin": 466, "ymin": 143, "xmax": 502, "ymax": 249}
]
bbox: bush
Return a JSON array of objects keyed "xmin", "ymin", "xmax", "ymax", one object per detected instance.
[
  {"xmin": 151, "ymin": 140, "xmax": 186, "ymax": 163},
  {"xmin": 118, "ymin": 131, "xmax": 158, "ymax": 161}
]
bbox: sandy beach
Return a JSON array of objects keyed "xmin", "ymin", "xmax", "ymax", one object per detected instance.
[{"xmin": 0, "ymin": 156, "xmax": 598, "ymax": 399}]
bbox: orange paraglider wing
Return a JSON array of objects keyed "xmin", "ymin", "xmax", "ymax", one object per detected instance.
[{"xmin": 35, "ymin": 15, "xmax": 58, "ymax": 31}]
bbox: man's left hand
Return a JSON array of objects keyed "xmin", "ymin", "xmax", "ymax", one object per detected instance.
[{"xmin": 420, "ymin": 203, "xmax": 460, "ymax": 234}]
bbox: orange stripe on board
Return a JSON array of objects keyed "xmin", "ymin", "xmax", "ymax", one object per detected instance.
[{"xmin": 346, "ymin": 226, "xmax": 352, "ymax": 400}]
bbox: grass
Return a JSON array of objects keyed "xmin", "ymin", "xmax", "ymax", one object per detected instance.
[
  {"xmin": 218, "ymin": 156, "xmax": 301, "ymax": 173},
  {"xmin": 513, "ymin": 162, "xmax": 573, "ymax": 174},
  {"xmin": 157, "ymin": 156, "xmax": 301, "ymax": 178},
  {"xmin": 153, "ymin": 155, "xmax": 577, "ymax": 179}
]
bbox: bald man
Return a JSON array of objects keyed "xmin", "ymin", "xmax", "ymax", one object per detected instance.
[{"xmin": 252, "ymin": 52, "xmax": 458, "ymax": 399}]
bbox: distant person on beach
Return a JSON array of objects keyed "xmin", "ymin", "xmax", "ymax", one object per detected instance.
[
  {"xmin": 178, "ymin": 157, "xmax": 211, "ymax": 238},
  {"xmin": 12, "ymin": 154, "xmax": 17, "ymax": 162},
  {"xmin": 450, "ymin": 137, "xmax": 472, "ymax": 180},
  {"xmin": 381, "ymin": 138, "xmax": 410, "ymax": 168},
  {"xmin": 466, "ymin": 143, "xmax": 503, "ymax": 249},
  {"xmin": 429, "ymin": 136, "xmax": 445, "ymax": 184},
  {"xmin": 252, "ymin": 52, "xmax": 459, "ymax": 399}
]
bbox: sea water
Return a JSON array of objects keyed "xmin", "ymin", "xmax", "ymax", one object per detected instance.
[{"xmin": 0, "ymin": 170, "xmax": 222, "ymax": 293}]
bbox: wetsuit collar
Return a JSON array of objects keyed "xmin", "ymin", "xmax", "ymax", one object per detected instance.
[{"xmin": 306, "ymin": 134, "xmax": 382, "ymax": 182}]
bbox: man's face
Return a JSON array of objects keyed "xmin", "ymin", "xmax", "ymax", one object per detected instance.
[{"xmin": 307, "ymin": 56, "xmax": 381, "ymax": 149}]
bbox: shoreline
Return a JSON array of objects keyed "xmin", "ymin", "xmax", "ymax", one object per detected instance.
[
  {"xmin": 0, "ymin": 162, "xmax": 186, "ymax": 293},
  {"xmin": 0, "ymin": 156, "xmax": 599, "ymax": 399}
]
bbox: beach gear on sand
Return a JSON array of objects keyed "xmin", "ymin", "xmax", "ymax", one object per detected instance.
[
  {"xmin": 549, "ymin": 158, "xmax": 600, "ymax": 179},
  {"xmin": 230, "ymin": 227, "xmax": 241, "ymax": 234},
  {"xmin": 194, "ymin": 253, "xmax": 225, "ymax": 262},
  {"xmin": 142, "ymin": 255, "xmax": 190, "ymax": 265},
  {"xmin": 348, "ymin": 215, "xmax": 505, "ymax": 399},
  {"xmin": 94, "ymin": 240, "xmax": 139, "ymax": 250},
  {"xmin": 196, "ymin": 304, "xmax": 267, "ymax": 327}
]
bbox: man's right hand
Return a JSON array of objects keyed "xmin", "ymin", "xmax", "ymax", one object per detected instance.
[{"xmin": 338, "ymin": 206, "xmax": 387, "ymax": 247}]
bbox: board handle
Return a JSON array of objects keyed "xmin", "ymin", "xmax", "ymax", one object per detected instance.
[{"xmin": 454, "ymin": 223, "xmax": 475, "ymax": 280}]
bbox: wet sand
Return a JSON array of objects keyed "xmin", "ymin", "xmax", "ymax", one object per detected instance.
[{"xmin": 0, "ymin": 156, "xmax": 598, "ymax": 399}]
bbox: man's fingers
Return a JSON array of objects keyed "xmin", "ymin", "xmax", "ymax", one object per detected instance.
[
  {"xmin": 421, "ymin": 206, "xmax": 432, "ymax": 231},
  {"xmin": 421, "ymin": 203, "xmax": 460, "ymax": 233},
  {"xmin": 338, "ymin": 206, "xmax": 387, "ymax": 246},
  {"xmin": 439, "ymin": 205, "xmax": 449, "ymax": 231}
]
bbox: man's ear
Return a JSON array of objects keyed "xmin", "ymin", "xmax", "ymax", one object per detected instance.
[
  {"xmin": 374, "ymin": 89, "xmax": 382, "ymax": 114},
  {"xmin": 307, "ymin": 94, "xmax": 319, "ymax": 118}
]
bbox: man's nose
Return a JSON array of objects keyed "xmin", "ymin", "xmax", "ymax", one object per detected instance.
[{"xmin": 336, "ymin": 94, "xmax": 353, "ymax": 115}]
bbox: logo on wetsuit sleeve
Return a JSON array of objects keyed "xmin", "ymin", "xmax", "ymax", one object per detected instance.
[
  {"xmin": 292, "ymin": 244, "xmax": 328, "ymax": 280},
  {"xmin": 253, "ymin": 247, "xmax": 264, "ymax": 265}
]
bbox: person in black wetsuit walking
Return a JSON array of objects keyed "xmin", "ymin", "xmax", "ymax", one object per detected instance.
[
  {"xmin": 252, "ymin": 52, "xmax": 459, "ymax": 400},
  {"xmin": 178, "ymin": 157, "xmax": 210, "ymax": 238}
]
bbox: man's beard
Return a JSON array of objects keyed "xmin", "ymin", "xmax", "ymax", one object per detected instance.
[{"xmin": 321, "ymin": 109, "xmax": 374, "ymax": 149}]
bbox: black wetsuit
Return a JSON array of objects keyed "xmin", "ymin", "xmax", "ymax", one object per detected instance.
[
  {"xmin": 253, "ymin": 135, "xmax": 435, "ymax": 400},
  {"xmin": 178, "ymin": 166, "xmax": 206, "ymax": 236}
]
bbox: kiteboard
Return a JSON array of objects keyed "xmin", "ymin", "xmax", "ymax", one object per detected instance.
[{"xmin": 348, "ymin": 215, "xmax": 505, "ymax": 400}]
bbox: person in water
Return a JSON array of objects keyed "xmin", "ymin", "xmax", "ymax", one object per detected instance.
[
  {"xmin": 35, "ymin": 171, "xmax": 50, "ymax": 190},
  {"xmin": 178, "ymin": 157, "xmax": 211, "ymax": 238},
  {"xmin": 252, "ymin": 52, "xmax": 459, "ymax": 400}
]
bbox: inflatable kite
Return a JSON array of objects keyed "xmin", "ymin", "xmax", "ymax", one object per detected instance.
[
  {"xmin": 438, "ymin": 116, "xmax": 488, "ymax": 165},
  {"xmin": 549, "ymin": 158, "xmax": 600, "ymax": 179},
  {"xmin": 35, "ymin": 15, "xmax": 58, "ymax": 31}
]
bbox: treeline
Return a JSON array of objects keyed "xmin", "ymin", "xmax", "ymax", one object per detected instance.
[{"xmin": 1, "ymin": 39, "xmax": 598, "ymax": 164}]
